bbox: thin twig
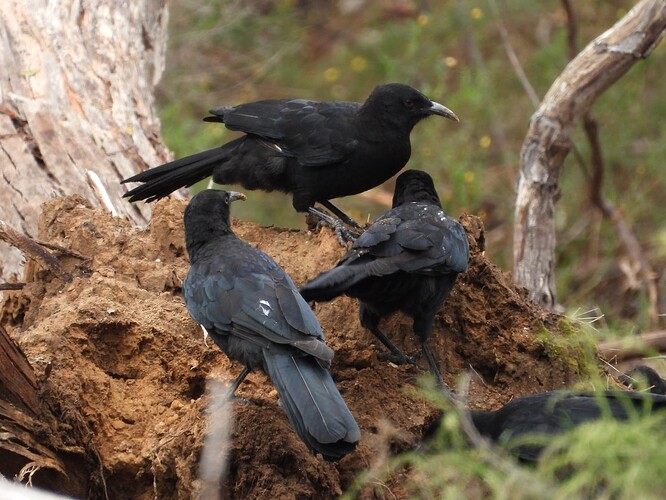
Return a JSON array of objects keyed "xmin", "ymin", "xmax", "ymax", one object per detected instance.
[
  {"xmin": 488, "ymin": 0, "xmax": 540, "ymax": 108},
  {"xmin": 86, "ymin": 170, "xmax": 118, "ymax": 216},
  {"xmin": 583, "ymin": 117, "xmax": 660, "ymax": 327},
  {"xmin": 561, "ymin": 0, "xmax": 578, "ymax": 60},
  {"xmin": 0, "ymin": 282, "xmax": 26, "ymax": 290},
  {"xmin": 33, "ymin": 240, "xmax": 87, "ymax": 260},
  {"xmin": 0, "ymin": 220, "xmax": 72, "ymax": 281}
]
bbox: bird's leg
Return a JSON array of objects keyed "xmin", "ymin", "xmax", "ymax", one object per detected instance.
[
  {"xmin": 420, "ymin": 341, "xmax": 444, "ymax": 387},
  {"xmin": 227, "ymin": 366, "xmax": 251, "ymax": 400},
  {"xmin": 319, "ymin": 200, "xmax": 362, "ymax": 229},
  {"xmin": 419, "ymin": 341, "xmax": 458, "ymax": 400},
  {"xmin": 307, "ymin": 207, "xmax": 359, "ymax": 245},
  {"xmin": 365, "ymin": 323, "xmax": 425, "ymax": 369}
]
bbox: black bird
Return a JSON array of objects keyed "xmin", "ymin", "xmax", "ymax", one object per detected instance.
[
  {"xmin": 426, "ymin": 390, "xmax": 666, "ymax": 462},
  {"xmin": 299, "ymin": 170, "xmax": 469, "ymax": 389},
  {"xmin": 619, "ymin": 365, "xmax": 666, "ymax": 395},
  {"xmin": 122, "ymin": 83, "xmax": 458, "ymax": 234},
  {"xmin": 182, "ymin": 189, "xmax": 361, "ymax": 460}
]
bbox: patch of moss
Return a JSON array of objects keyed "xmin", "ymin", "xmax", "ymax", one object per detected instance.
[{"xmin": 535, "ymin": 319, "xmax": 598, "ymax": 378}]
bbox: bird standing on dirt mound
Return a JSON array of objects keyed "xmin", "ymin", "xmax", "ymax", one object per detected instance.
[
  {"xmin": 122, "ymin": 83, "xmax": 458, "ymax": 235},
  {"xmin": 300, "ymin": 170, "xmax": 469, "ymax": 390},
  {"xmin": 182, "ymin": 189, "xmax": 361, "ymax": 461}
]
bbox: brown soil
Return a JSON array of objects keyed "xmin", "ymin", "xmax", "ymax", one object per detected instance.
[{"xmin": 1, "ymin": 196, "xmax": 584, "ymax": 499}]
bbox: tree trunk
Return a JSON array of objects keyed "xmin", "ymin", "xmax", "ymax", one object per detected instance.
[
  {"xmin": 513, "ymin": 0, "xmax": 666, "ymax": 309},
  {"xmin": 0, "ymin": 0, "xmax": 171, "ymax": 281},
  {"xmin": 0, "ymin": 0, "xmax": 170, "ymax": 493}
]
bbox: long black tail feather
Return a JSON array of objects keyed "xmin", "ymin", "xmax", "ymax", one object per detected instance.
[
  {"xmin": 122, "ymin": 147, "xmax": 230, "ymax": 202},
  {"xmin": 300, "ymin": 265, "xmax": 367, "ymax": 303},
  {"xmin": 263, "ymin": 352, "xmax": 360, "ymax": 461}
]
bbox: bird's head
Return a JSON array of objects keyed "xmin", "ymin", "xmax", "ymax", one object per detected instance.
[
  {"xmin": 363, "ymin": 83, "xmax": 459, "ymax": 131},
  {"xmin": 183, "ymin": 189, "xmax": 246, "ymax": 259},
  {"xmin": 392, "ymin": 169, "xmax": 442, "ymax": 207}
]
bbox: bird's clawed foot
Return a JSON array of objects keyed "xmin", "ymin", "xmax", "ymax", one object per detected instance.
[
  {"xmin": 227, "ymin": 394, "xmax": 254, "ymax": 405},
  {"xmin": 330, "ymin": 221, "xmax": 361, "ymax": 246},
  {"xmin": 378, "ymin": 351, "xmax": 427, "ymax": 370},
  {"xmin": 308, "ymin": 206, "xmax": 360, "ymax": 246}
]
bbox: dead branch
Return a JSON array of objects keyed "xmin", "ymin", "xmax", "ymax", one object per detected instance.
[
  {"xmin": 0, "ymin": 282, "xmax": 25, "ymax": 290},
  {"xmin": 489, "ymin": 0, "xmax": 540, "ymax": 108},
  {"xmin": 513, "ymin": 0, "xmax": 666, "ymax": 309},
  {"xmin": 32, "ymin": 241, "xmax": 87, "ymax": 260},
  {"xmin": 0, "ymin": 324, "xmax": 39, "ymax": 415},
  {"xmin": 0, "ymin": 220, "xmax": 72, "ymax": 281},
  {"xmin": 583, "ymin": 118, "xmax": 661, "ymax": 326},
  {"xmin": 86, "ymin": 170, "xmax": 119, "ymax": 217},
  {"xmin": 598, "ymin": 330, "xmax": 666, "ymax": 362}
]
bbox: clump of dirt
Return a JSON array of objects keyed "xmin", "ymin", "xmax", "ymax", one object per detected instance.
[{"xmin": 1, "ymin": 195, "xmax": 584, "ymax": 498}]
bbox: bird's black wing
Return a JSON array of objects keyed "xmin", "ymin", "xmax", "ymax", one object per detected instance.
[
  {"xmin": 345, "ymin": 202, "xmax": 469, "ymax": 275},
  {"xmin": 206, "ymin": 99, "xmax": 361, "ymax": 167},
  {"xmin": 184, "ymin": 240, "xmax": 333, "ymax": 363}
]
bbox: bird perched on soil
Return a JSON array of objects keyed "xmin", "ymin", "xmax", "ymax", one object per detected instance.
[
  {"xmin": 122, "ymin": 83, "xmax": 458, "ymax": 237},
  {"xmin": 425, "ymin": 389, "xmax": 666, "ymax": 462},
  {"xmin": 619, "ymin": 365, "xmax": 666, "ymax": 395},
  {"xmin": 182, "ymin": 189, "xmax": 360, "ymax": 461},
  {"xmin": 299, "ymin": 170, "xmax": 469, "ymax": 390}
]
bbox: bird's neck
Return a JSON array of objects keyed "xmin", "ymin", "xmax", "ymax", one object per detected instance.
[
  {"xmin": 357, "ymin": 107, "xmax": 419, "ymax": 141},
  {"xmin": 186, "ymin": 227, "xmax": 234, "ymax": 263},
  {"xmin": 392, "ymin": 190, "xmax": 441, "ymax": 208}
]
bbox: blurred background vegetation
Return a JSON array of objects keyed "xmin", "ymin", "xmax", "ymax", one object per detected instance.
[{"xmin": 157, "ymin": 0, "xmax": 665, "ymax": 336}]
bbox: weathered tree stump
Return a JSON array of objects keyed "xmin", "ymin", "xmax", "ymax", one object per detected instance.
[{"xmin": 513, "ymin": 0, "xmax": 666, "ymax": 309}]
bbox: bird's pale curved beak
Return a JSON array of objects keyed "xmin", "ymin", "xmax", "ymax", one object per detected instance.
[
  {"xmin": 228, "ymin": 191, "xmax": 247, "ymax": 202},
  {"xmin": 429, "ymin": 101, "xmax": 459, "ymax": 122}
]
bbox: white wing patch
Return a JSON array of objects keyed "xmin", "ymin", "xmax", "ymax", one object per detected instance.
[{"xmin": 259, "ymin": 299, "xmax": 272, "ymax": 316}]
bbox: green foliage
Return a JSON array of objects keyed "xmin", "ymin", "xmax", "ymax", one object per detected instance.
[{"xmin": 353, "ymin": 388, "xmax": 666, "ymax": 499}]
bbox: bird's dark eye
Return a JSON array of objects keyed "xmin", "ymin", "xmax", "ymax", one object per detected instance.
[{"xmin": 404, "ymin": 99, "xmax": 415, "ymax": 109}]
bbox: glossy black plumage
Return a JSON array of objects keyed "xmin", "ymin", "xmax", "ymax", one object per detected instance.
[
  {"xmin": 122, "ymin": 84, "xmax": 458, "ymax": 225},
  {"xmin": 183, "ymin": 189, "xmax": 360, "ymax": 461},
  {"xmin": 425, "ymin": 390, "xmax": 666, "ymax": 462},
  {"xmin": 472, "ymin": 390, "xmax": 666, "ymax": 461},
  {"xmin": 299, "ymin": 170, "xmax": 469, "ymax": 388}
]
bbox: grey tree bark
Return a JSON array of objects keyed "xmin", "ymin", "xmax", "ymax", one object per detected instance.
[
  {"xmin": 513, "ymin": 0, "xmax": 666, "ymax": 310},
  {"xmin": 0, "ymin": 0, "xmax": 171, "ymax": 281}
]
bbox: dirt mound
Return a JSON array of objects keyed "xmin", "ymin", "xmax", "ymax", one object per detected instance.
[{"xmin": 1, "ymin": 196, "xmax": 584, "ymax": 498}]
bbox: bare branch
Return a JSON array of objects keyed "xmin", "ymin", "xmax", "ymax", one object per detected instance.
[
  {"xmin": 0, "ymin": 219, "xmax": 72, "ymax": 281},
  {"xmin": 513, "ymin": 0, "xmax": 666, "ymax": 309},
  {"xmin": 598, "ymin": 330, "xmax": 666, "ymax": 361},
  {"xmin": 583, "ymin": 117, "xmax": 661, "ymax": 326},
  {"xmin": 0, "ymin": 282, "xmax": 25, "ymax": 290},
  {"xmin": 489, "ymin": 0, "xmax": 540, "ymax": 108},
  {"xmin": 86, "ymin": 170, "xmax": 119, "ymax": 217}
]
